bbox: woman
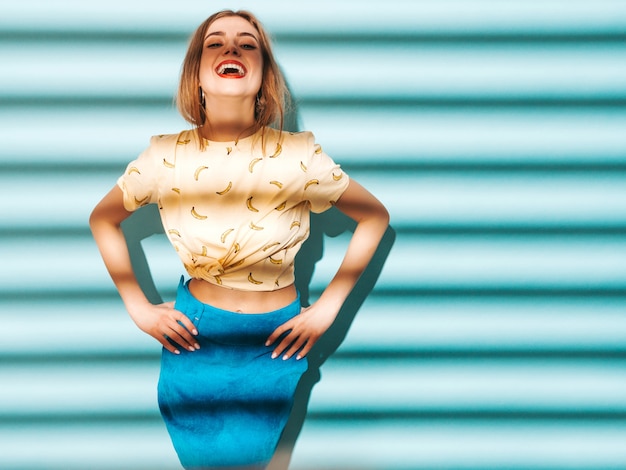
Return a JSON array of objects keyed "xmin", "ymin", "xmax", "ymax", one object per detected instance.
[{"xmin": 90, "ymin": 9, "xmax": 389, "ymax": 470}]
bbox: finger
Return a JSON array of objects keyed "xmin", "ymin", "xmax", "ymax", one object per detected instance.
[
  {"xmin": 271, "ymin": 330, "xmax": 302, "ymax": 359},
  {"xmin": 168, "ymin": 311, "xmax": 200, "ymax": 349},
  {"xmin": 295, "ymin": 341, "xmax": 315, "ymax": 360},
  {"xmin": 159, "ymin": 335, "xmax": 181, "ymax": 355},
  {"xmin": 280, "ymin": 337, "xmax": 308, "ymax": 361},
  {"xmin": 175, "ymin": 314, "xmax": 199, "ymax": 336},
  {"xmin": 167, "ymin": 325, "xmax": 199, "ymax": 351},
  {"xmin": 265, "ymin": 321, "xmax": 292, "ymax": 347}
]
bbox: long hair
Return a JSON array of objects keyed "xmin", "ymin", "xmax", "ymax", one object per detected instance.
[{"xmin": 176, "ymin": 10, "xmax": 289, "ymax": 147}]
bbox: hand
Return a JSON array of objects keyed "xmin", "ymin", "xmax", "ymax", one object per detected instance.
[
  {"xmin": 265, "ymin": 303, "xmax": 338, "ymax": 361},
  {"xmin": 129, "ymin": 301, "xmax": 200, "ymax": 355}
]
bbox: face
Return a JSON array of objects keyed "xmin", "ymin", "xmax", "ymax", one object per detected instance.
[{"xmin": 199, "ymin": 16, "xmax": 263, "ymax": 101}]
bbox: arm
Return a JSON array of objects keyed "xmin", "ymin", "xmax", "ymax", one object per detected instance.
[
  {"xmin": 266, "ymin": 178, "xmax": 390, "ymax": 360},
  {"xmin": 89, "ymin": 185, "xmax": 199, "ymax": 354}
]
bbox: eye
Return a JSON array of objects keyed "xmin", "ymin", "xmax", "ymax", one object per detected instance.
[
  {"xmin": 240, "ymin": 43, "xmax": 257, "ymax": 50},
  {"xmin": 206, "ymin": 42, "xmax": 222, "ymax": 49}
]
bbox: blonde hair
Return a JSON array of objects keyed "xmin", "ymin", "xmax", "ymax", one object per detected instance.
[{"xmin": 176, "ymin": 10, "xmax": 289, "ymax": 147}]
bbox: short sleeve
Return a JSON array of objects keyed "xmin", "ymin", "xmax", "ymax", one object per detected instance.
[
  {"xmin": 302, "ymin": 133, "xmax": 350, "ymax": 213},
  {"xmin": 116, "ymin": 135, "xmax": 163, "ymax": 212}
]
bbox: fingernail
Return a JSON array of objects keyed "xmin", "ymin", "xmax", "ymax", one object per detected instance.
[
  {"xmin": 282, "ymin": 354, "xmax": 289, "ymax": 361},
  {"xmin": 193, "ymin": 329, "xmax": 198, "ymax": 335},
  {"xmin": 188, "ymin": 346, "xmax": 195, "ymax": 352},
  {"xmin": 194, "ymin": 343, "xmax": 201, "ymax": 349},
  {"xmin": 174, "ymin": 350, "xmax": 180, "ymax": 355},
  {"xmin": 271, "ymin": 353, "xmax": 277, "ymax": 359},
  {"xmin": 296, "ymin": 355, "xmax": 302, "ymax": 361},
  {"xmin": 265, "ymin": 340, "xmax": 270, "ymax": 346}
]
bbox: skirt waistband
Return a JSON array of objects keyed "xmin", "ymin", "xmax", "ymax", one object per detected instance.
[{"xmin": 174, "ymin": 276, "xmax": 302, "ymax": 345}]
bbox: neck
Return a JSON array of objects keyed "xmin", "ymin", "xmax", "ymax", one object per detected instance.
[{"xmin": 201, "ymin": 96, "xmax": 257, "ymax": 142}]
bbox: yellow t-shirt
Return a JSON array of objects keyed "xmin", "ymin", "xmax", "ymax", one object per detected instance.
[{"xmin": 117, "ymin": 127, "xmax": 350, "ymax": 291}]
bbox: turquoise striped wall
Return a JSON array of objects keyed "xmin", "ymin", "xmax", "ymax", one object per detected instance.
[{"xmin": 2, "ymin": 1, "xmax": 626, "ymax": 468}]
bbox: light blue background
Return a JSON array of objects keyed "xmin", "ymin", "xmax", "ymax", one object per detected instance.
[{"xmin": 1, "ymin": 1, "xmax": 626, "ymax": 468}]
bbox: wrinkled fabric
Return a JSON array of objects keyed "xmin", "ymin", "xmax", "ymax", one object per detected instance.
[{"xmin": 117, "ymin": 127, "xmax": 349, "ymax": 291}]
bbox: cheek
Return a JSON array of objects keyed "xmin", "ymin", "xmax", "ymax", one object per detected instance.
[
  {"xmin": 198, "ymin": 56, "xmax": 213, "ymax": 81},
  {"xmin": 252, "ymin": 58, "xmax": 264, "ymax": 87}
]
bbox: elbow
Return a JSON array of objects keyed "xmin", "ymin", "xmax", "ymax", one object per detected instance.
[
  {"xmin": 88, "ymin": 206, "xmax": 102, "ymax": 234},
  {"xmin": 371, "ymin": 201, "xmax": 390, "ymax": 231},
  {"xmin": 360, "ymin": 203, "xmax": 390, "ymax": 239},
  {"xmin": 89, "ymin": 186, "xmax": 130, "ymax": 234},
  {"xmin": 88, "ymin": 202, "xmax": 121, "ymax": 235},
  {"xmin": 379, "ymin": 204, "xmax": 390, "ymax": 228}
]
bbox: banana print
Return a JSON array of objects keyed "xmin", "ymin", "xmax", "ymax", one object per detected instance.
[
  {"xmin": 194, "ymin": 166, "xmax": 209, "ymax": 180},
  {"xmin": 246, "ymin": 196, "xmax": 259, "ymax": 212},
  {"xmin": 221, "ymin": 228, "xmax": 234, "ymax": 243},
  {"xmin": 248, "ymin": 157, "xmax": 262, "ymax": 173},
  {"xmin": 269, "ymin": 143, "xmax": 282, "ymax": 158},
  {"xmin": 121, "ymin": 128, "xmax": 348, "ymax": 291},
  {"xmin": 191, "ymin": 207, "xmax": 208, "ymax": 220},
  {"xmin": 248, "ymin": 272, "xmax": 263, "ymax": 285},
  {"xmin": 216, "ymin": 181, "xmax": 233, "ymax": 195},
  {"xmin": 304, "ymin": 179, "xmax": 320, "ymax": 190},
  {"xmin": 134, "ymin": 195, "xmax": 149, "ymax": 206}
]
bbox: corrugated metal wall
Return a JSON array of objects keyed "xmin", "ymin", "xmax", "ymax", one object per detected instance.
[{"xmin": 2, "ymin": 1, "xmax": 626, "ymax": 468}]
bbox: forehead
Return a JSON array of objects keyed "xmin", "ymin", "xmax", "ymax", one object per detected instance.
[{"xmin": 206, "ymin": 16, "xmax": 259, "ymax": 38}]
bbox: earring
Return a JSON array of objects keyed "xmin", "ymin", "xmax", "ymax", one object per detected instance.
[{"xmin": 199, "ymin": 86, "xmax": 206, "ymax": 109}]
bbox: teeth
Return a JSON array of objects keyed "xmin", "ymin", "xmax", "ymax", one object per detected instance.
[{"xmin": 218, "ymin": 63, "xmax": 245, "ymax": 75}]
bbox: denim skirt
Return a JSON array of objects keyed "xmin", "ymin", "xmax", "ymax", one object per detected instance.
[{"xmin": 157, "ymin": 277, "xmax": 308, "ymax": 470}]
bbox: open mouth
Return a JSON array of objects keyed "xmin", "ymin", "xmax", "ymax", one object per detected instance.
[{"xmin": 216, "ymin": 61, "xmax": 247, "ymax": 78}]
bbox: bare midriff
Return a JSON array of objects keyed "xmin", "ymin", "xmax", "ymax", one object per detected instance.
[{"xmin": 188, "ymin": 278, "xmax": 298, "ymax": 314}]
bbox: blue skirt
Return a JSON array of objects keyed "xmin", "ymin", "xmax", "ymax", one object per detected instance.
[{"xmin": 157, "ymin": 278, "xmax": 308, "ymax": 470}]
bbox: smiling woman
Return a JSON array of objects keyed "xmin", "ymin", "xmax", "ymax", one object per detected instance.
[
  {"xmin": 198, "ymin": 16, "xmax": 263, "ymax": 131},
  {"xmin": 177, "ymin": 11, "xmax": 289, "ymax": 143},
  {"xmin": 89, "ymin": 8, "xmax": 389, "ymax": 470}
]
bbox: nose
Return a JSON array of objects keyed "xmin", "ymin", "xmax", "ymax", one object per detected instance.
[{"xmin": 223, "ymin": 43, "xmax": 240, "ymax": 57}]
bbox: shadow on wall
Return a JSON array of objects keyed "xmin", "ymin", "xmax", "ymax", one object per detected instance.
[
  {"xmin": 120, "ymin": 83, "xmax": 396, "ymax": 469},
  {"xmin": 270, "ymin": 213, "xmax": 395, "ymax": 470}
]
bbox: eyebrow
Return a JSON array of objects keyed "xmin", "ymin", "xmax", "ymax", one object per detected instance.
[{"xmin": 204, "ymin": 31, "xmax": 259, "ymax": 42}]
